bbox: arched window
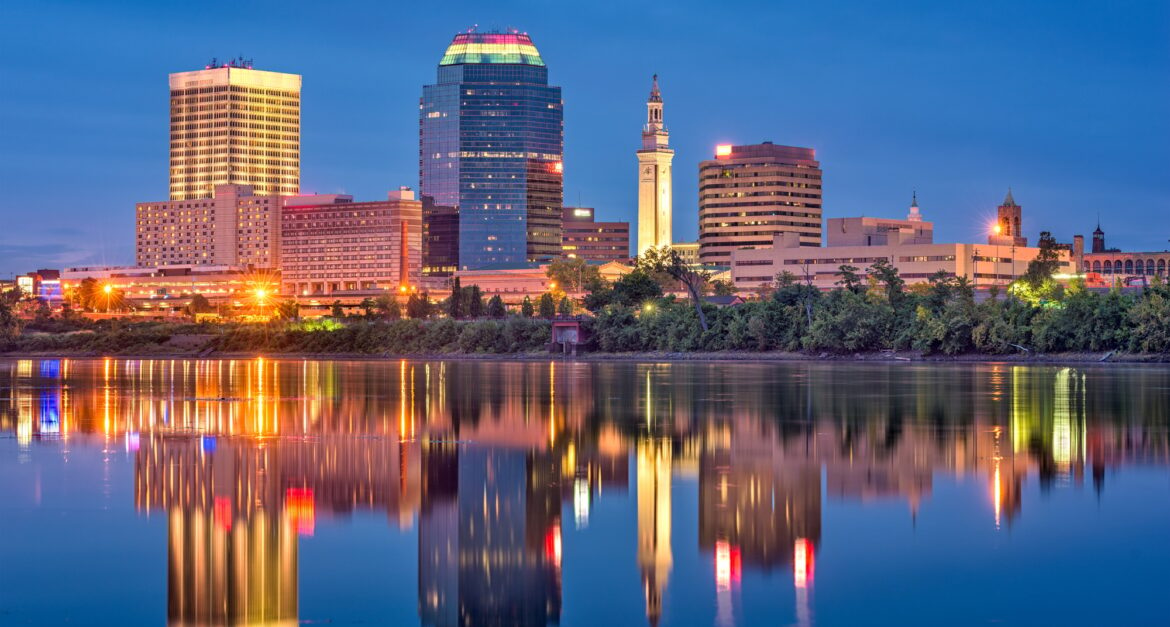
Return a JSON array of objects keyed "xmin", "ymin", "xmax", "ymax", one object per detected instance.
[
  {"xmin": 1147, "ymin": 260, "xmax": 1157, "ymax": 275},
  {"xmin": 1083, "ymin": 261, "xmax": 1090, "ymax": 272},
  {"xmin": 1103, "ymin": 260, "xmax": 1112, "ymax": 274},
  {"xmin": 1124, "ymin": 260, "xmax": 1134, "ymax": 275},
  {"xmin": 1092, "ymin": 261, "xmax": 1101, "ymax": 273},
  {"xmin": 1159, "ymin": 259, "xmax": 1167, "ymax": 276}
]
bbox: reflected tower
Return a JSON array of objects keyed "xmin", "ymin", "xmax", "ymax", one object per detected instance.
[{"xmin": 637, "ymin": 438, "xmax": 673, "ymax": 626}]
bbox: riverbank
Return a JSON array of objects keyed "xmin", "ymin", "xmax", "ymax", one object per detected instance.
[{"xmin": 3, "ymin": 348, "xmax": 1166, "ymax": 364}]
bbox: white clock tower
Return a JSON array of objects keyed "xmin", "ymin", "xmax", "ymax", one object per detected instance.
[{"xmin": 637, "ymin": 75, "xmax": 674, "ymax": 256}]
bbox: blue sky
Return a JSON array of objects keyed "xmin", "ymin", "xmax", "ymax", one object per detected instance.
[{"xmin": 0, "ymin": 0, "xmax": 1167, "ymax": 275}]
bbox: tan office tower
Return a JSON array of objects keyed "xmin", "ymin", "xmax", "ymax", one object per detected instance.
[
  {"xmin": 637, "ymin": 75, "xmax": 673, "ymax": 256},
  {"xmin": 698, "ymin": 142, "xmax": 822, "ymax": 266},
  {"xmin": 169, "ymin": 59, "xmax": 300, "ymax": 201}
]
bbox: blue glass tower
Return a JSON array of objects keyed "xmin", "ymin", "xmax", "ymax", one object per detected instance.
[{"xmin": 420, "ymin": 30, "xmax": 564, "ymax": 275}]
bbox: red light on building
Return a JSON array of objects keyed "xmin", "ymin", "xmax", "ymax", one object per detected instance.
[
  {"xmin": 544, "ymin": 523, "xmax": 562, "ymax": 568},
  {"xmin": 794, "ymin": 537, "xmax": 814, "ymax": 588},
  {"xmin": 715, "ymin": 144, "xmax": 733, "ymax": 158},
  {"xmin": 214, "ymin": 496, "xmax": 232, "ymax": 531},
  {"xmin": 286, "ymin": 487, "xmax": 315, "ymax": 536},
  {"xmin": 547, "ymin": 161, "xmax": 563, "ymax": 175}
]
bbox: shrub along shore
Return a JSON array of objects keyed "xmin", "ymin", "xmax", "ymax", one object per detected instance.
[{"xmin": 2, "ymin": 243, "xmax": 1169, "ymax": 360}]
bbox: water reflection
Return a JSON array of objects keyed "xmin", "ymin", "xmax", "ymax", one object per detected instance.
[{"xmin": 1, "ymin": 358, "xmax": 1168, "ymax": 625}]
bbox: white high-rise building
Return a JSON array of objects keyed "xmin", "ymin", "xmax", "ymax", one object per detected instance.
[{"xmin": 637, "ymin": 75, "xmax": 674, "ymax": 256}]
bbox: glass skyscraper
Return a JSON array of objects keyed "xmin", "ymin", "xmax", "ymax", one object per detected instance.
[{"xmin": 420, "ymin": 30, "xmax": 564, "ymax": 275}]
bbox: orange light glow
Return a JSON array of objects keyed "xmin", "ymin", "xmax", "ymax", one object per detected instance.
[
  {"xmin": 794, "ymin": 537, "xmax": 814, "ymax": 588},
  {"xmin": 715, "ymin": 144, "xmax": 733, "ymax": 158},
  {"xmin": 103, "ymin": 284, "xmax": 113, "ymax": 294},
  {"xmin": 993, "ymin": 223, "xmax": 1003, "ymax": 235},
  {"xmin": 399, "ymin": 285, "xmax": 408, "ymax": 293},
  {"xmin": 286, "ymin": 487, "xmax": 315, "ymax": 536},
  {"xmin": 553, "ymin": 161, "xmax": 564, "ymax": 174}
]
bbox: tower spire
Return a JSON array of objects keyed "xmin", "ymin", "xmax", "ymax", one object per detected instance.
[
  {"xmin": 907, "ymin": 190, "xmax": 922, "ymax": 222},
  {"xmin": 1003, "ymin": 187, "xmax": 1015, "ymax": 206},
  {"xmin": 649, "ymin": 74, "xmax": 661, "ymax": 102}
]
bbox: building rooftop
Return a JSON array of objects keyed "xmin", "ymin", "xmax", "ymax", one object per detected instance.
[{"xmin": 439, "ymin": 31, "xmax": 545, "ymax": 66}]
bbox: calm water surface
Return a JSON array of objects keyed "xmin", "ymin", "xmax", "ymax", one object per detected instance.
[{"xmin": 1, "ymin": 358, "xmax": 1168, "ymax": 626}]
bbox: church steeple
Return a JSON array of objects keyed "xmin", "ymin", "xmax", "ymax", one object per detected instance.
[{"xmin": 1003, "ymin": 187, "xmax": 1016, "ymax": 207}]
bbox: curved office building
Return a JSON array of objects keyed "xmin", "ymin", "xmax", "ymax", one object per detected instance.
[{"xmin": 420, "ymin": 30, "xmax": 564, "ymax": 276}]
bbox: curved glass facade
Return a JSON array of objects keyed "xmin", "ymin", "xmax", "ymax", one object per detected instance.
[{"xmin": 420, "ymin": 33, "xmax": 563, "ymax": 275}]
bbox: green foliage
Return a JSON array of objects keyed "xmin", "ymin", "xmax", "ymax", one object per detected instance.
[
  {"xmin": 836, "ymin": 265, "xmax": 864, "ymax": 294},
  {"xmin": 0, "ymin": 300, "xmax": 22, "ymax": 349},
  {"xmin": 487, "ymin": 295, "xmax": 507, "ymax": 319},
  {"xmin": 711, "ymin": 279, "xmax": 736, "ymax": 297},
  {"xmin": 186, "ymin": 294, "xmax": 214, "ymax": 316},
  {"xmin": 1129, "ymin": 285, "xmax": 1170, "ymax": 353},
  {"xmin": 275, "ymin": 299, "xmax": 299, "ymax": 320},
  {"xmin": 538, "ymin": 293, "xmax": 557, "ymax": 318},
  {"xmin": 557, "ymin": 296, "xmax": 573, "ymax": 316},
  {"xmin": 406, "ymin": 292, "xmax": 432, "ymax": 319},
  {"xmin": 375, "ymin": 294, "xmax": 400, "ymax": 320},
  {"xmin": 330, "ymin": 300, "xmax": 344, "ymax": 317},
  {"xmin": 521, "ymin": 296, "xmax": 535, "ymax": 318},
  {"xmin": 445, "ymin": 279, "xmax": 484, "ymax": 319},
  {"xmin": 638, "ymin": 245, "xmax": 712, "ymax": 331},
  {"xmin": 585, "ymin": 268, "xmax": 663, "ymax": 311},
  {"xmin": 546, "ymin": 257, "xmax": 602, "ymax": 293}
]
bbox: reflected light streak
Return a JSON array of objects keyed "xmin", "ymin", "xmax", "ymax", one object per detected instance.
[{"xmin": 794, "ymin": 537, "xmax": 813, "ymax": 589}]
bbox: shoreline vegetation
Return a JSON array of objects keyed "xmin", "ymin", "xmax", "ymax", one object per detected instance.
[
  {"xmin": 2, "ymin": 244, "xmax": 1169, "ymax": 363},
  {"xmin": 1, "ymin": 348, "xmax": 1166, "ymax": 365}
]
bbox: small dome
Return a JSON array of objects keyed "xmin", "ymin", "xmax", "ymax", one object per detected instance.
[{"xmin": 439, "ymin": 31, "xmax": 545, "ymax": 67}]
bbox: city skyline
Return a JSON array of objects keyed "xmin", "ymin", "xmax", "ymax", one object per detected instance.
[{"xmin": 1, "ymin": 0, "xmax": 1167, "ymax": 276}]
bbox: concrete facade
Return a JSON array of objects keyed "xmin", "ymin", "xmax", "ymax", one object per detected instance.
[
  {"xmin": 169, "ymin": 61, "xmax": 300, "ymax": 201},
  {"xmin": 279, "ymin": 189, "xmax": 423, "ymax": 296},
  {"xmin": 699, "ymin": 142, "xmax": 822, "ymax": 266},
  {"xmin": 562, "ymin": 207, "xmax": 630, "ymax": 262},
  {"xmin": 826, "ymin": 216, "xmax": 934, "ymax": 247},
  {"xmin": 731, "ymin": 233, "xmax": 1070, "ymax": 290},
  {"xmin": 136, "ymin": 184, "xmax": 281, "ymax": 270}
]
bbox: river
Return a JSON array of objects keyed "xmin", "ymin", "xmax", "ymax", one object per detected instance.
[{"xmin": 1, "ymin": 358, "xmax": 1167, "ymax": 625}]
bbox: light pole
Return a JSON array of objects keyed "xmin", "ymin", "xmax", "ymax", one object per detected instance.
[
  {"xmin": 103, "ymin": 284, "xmax": 113, "ymax": 313},
  {"xmin": 255, "ymin": 288, "xmax": 267, "ymax": 319}
]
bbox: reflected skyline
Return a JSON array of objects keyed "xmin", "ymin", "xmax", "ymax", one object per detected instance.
[{"xmin": 2, "ymin": 358, "xmax": 1168, "ymax": 625}]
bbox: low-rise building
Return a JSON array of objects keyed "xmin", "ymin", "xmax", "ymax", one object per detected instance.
[
  {"xmin": 826, "ymin": 216, "xmax": 933, "ymax": 247},
  {"xmin": 16, "ymin": 270, "xmax": 63, "ymax": 302},
  {"xmin": 280, "ymin": 188, "xmax": 423, "ymax": 296},
  {"xmin": 1073, "ymin": 224, "xmax": 1170, "ymax": 284},
  {"xmin": 731, "ymin": 232, "xmax": 1070, "ymax": 291},
  {"xmin": 672, "ymin": 242, "xmax": 700, "ymax": 266},
  {"xmin": 562, "ymin": 207, "xmax": 630, "ymax": 263},
  {"xmin": 455, "ymin": 261, "xmax": 633, "ymax": 304},
  {"xmin": 61, "ymin": 264, "xmax": 270, "ymax": 310}
]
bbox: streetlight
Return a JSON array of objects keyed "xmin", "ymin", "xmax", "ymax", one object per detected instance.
[
  {"xmin": 255, "ymin": 288, "xmax": 268, "ymax": 318},
  {"xmin": 103, "ymin": 284, "xmax": 113, "ymax": 313}
]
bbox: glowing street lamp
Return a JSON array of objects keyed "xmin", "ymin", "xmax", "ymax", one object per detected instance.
[
  {"xmin": 103, "ymin": 284, "xmax": 113, "ymax": 313},
  {"xmin": 255, "ymin": 288, "xmax": 268, "ymax": 318}
]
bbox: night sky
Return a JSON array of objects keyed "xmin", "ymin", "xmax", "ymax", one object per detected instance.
[{"xmin": 1, "ymin": 0, "xmax": 1167, "ymax": 276}]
